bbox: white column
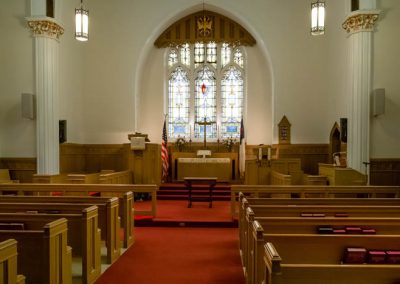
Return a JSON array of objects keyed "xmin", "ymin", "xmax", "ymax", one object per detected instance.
[
  {"xmin": 342, "ymin": 10, "xmax": 379, "ymax": 174},
  {"xmin": 27, "ymin": 18, "xmax": 64, "ymax": 174}
]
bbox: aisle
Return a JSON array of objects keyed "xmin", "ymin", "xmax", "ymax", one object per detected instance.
[{"xmin": 95, "ymin": 227, "xmax": 245, "ymax": 284}]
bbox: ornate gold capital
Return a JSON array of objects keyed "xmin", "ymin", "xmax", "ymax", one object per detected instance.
[
  {"xmin": 342, "ymin": 11, "xmax": 380, "ymax": 34},
  {"xmin": 27, "ymin": 17, "xmax": 64, "ymax": 40}
]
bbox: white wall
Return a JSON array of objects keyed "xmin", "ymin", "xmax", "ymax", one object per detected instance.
[
  {"xmin": 59, "ymin": 0, "xmax": 85, "ymax": 144},
  {"xmin": 0, "ymin": 0, "xmax": 35, "ymax": 157},
  {"xmin": 1, "ymin": 0, "xmax": 399, "ymax": 159},
  {"xmin": 371, "ymin": 0, "xmax": 400, "ymax": 157}
]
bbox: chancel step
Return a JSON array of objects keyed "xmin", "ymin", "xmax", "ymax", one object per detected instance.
[{"xmin": 158, "ymin": 182, "xmax": 231, "ymax": 201}]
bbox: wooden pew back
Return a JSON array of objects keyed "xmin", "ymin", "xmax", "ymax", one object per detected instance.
[
  {"xmin": 0, "ymin": 239, "xmax": 25, "ymax": 284},
  {"xmin": 0, "ymin": 208, "xmax": 101, "ymax": 284},
  {"xmin": 0, "ymin": 218, "xmax": 71, "ymax": 284},
  {"xmin": 0, "ymin": 201, "xmax": 120, "ymax": 264},
  {"xmin": 0, "ymin": 192, "xmax": 133, "ymax": 248},
  {"xmin": 250, "ymin": 219, "xmax": 400, "ymax": 284}
]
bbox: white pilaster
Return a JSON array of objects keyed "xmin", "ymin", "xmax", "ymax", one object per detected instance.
[
  {"xmin": 27, "ymin": 17, "xmax": 64, "ymax": 174},
  {"xmin": 342, "ymin": 10, "xmax": 379, "ymax": 174}
]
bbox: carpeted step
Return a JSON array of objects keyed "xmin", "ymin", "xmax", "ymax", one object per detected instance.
[
  {"xmin": 157, "ymin": 189, "xmax": 231, "ymax": 196},
  {"xmin": 135, "ymin": 219, "xmax": 238, "ymax": 228},
  {"xmin": 158, "ymin": 182, "xmax": 232, "ymax": 200},
  {"xmin": 157, "ymin": 195, "xmax": 230, "ymax": 201}
]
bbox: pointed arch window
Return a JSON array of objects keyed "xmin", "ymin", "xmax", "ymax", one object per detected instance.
[
  {"xmin": 167, "ymin": 42, "xmax": 245, "ymax": 141},
  {"xmin": 168, "ymin": 67, "xmax": 190, "ymax": 138}
]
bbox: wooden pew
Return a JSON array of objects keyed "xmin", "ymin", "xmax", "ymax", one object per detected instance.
[
  {"xmin": 0, "ymin": 239, "xmax": 25, "ymax": 284},
  {"xmin": 245, "ymin": 204, "xmax": 400, "ymax": 218},
  {"xmin": 263, "ymin": 233, "xmax": 400, "ymax": 284},
  {"xmin": 0, "ymin": 218, "xmax": 71, "ymax": 284},
  {"xmin": 0, "ymin": 208, "xmax": 101, "ymax": 284},
  {"xmin": 231, "ymin": 185, "xmax": 400, "ymax": 218},
  {"xmin": 0, "ymin": 191, "xmax": 134, "ymax": 249},
  {"xmin": 239, "ymin": 195, "xmax": 400, "ymax": 232},
  {"xmin": 0, "ymin": 201, "xmax": 120, "ymax": 264},
  {"xmin": 0, "ymin": 169, "xmax": 18, "ymax": 184},
  {"xmin": 245, "ymin": 214, "xmax": 400, "ymax": 284},
  {"xmin": 0, "ymin": 183, "xmax": 157, "ymax": 217},
  {"xmin": 99, "ymin": 170, "xmax": 132, "ymax": 184},
  {"xmin": 239, "ymin": 197, "xmax": 400, "ymax": 258},
  {"xmin": 67, "ymin": 173, "xmax": 100, "ymax": 184}
]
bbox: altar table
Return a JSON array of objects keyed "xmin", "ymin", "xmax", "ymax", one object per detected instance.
[
  {"xmin": 184, "ymin": 177, "xmax": 217, "ymax": 208},
  {"xmin": 177, "ymin": 158, "xmax": 231, "ymax": 181}
]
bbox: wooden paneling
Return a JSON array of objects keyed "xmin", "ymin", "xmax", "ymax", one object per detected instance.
[
  {"xmin": 60, "ymin": 143, "xmax": 128, "ymax": 173},
  {"xmin": 275, "ymin": 144, "xmax": 329, "ymax": 174},
  {"xmin": 370, "ymin": 158, "xmax": 400, "ymax": 185},
  {"xmin": 244, "ymin": 160, "xmax": 271, "ymax": 185},
  {"xmin": 128, "ymin": 143, "xmax": 161, "ymax": 185},
  {"xmin": 59, "ymin": 143, "xmax": 86, "ymax": 173},
  {"xmin": 85, "ymin": 144, "xmax": 129, "ymax": 172},
  {"xmin": 0, "ymin": 158, "xmax": 36, "ymax": 182},
  {"xmin": 271, "ymin": 159, "xmax": 301, "ymax": 174},
  {"xmin": 171, "ymin": 150, "xmax": 238, "ymax": 182},
  {"xmin": 318, "ymin": 163, "xmax": 367, "ymax": 185}
]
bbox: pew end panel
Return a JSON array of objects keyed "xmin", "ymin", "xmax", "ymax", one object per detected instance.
[
  {"xmin": 0, "ymin": 218, "xmax": 71, "ymax": 284},
  {"xmin": 0, "ymin": 239, "xmax": 26, "ymax": 284},
  {"xmin": 264, "ymin": 241, "xmax": 400, "ymax": 284}
]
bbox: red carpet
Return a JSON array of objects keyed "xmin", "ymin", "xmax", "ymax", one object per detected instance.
[
  {"xmin": 134, "ymin": 200, "xmax": 237, "ymax": 227},
  {"xmin": 134, "ymin": 200, "xmax": 232, "ymax": 221},
  {"xmin": 95, "ymin": 227, "xmax": 245, "ymax": 284}
]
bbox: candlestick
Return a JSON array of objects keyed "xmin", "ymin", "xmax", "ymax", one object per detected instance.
[
  {"xmin": 258, "ymin": 147, "xmax": 262, "ymax": 161},
  {"xmin": 268, "ymin": 147, "xmax": 271, "ymax": 160}
]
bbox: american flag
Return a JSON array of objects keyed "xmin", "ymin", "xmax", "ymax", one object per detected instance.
[
  {"xmin": 239, "ymin": 117, "xmax": 246, "ymax": 177},
  {"xmin": 161, "ymin": 118, "xmax": 169, "ymax": 182}
]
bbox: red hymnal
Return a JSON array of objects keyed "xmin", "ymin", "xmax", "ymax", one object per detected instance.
[
  {"xmin": 386, "ymin": 251, "xmax": 400, "ymax": 264},
  {"xmin": 367, "ymin": 251, "xmax": 386, "ymax": 264},
  {"xmin": 345, "ymin": 226, "xmax": 362, "ymax": 234},
  {"xmin": 333, "ymin": 228, "xmax": 346, "ymax": 234},
  {"xmin": 343, "ymin": 248, "xmax": 367, "ymax": 264},
  {"xmin": 362, "ymin": 228, "xmax": 376, "ymax": 234},
  {"xmin": 335, "ymin": 213, "xmax": 349, "ymax": 217}
]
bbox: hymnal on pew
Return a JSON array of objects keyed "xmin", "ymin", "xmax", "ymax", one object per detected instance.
[
  {"xmin": 317, "ymin": 226, "xmax": 333, "ymax": 234},
  {"xmin": 343, "ymin": 247, "xmax": 367, "ymax": 264},
  {"xmin": 345, "ymin": 226, "xmax": 362, "ymax": 234},
  {"xmin": 367, "ymin": 251, "xmax": 386, "ymax": 264},
  {"xmin": 386, "ymin": 251, "xmax": 400, "ymax": 264}
]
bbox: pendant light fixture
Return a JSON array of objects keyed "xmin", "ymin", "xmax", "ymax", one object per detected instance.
[
  {"xmin": 75, "ymin": 0, "xmax": 89, "ymax": 41},
  {"xmin": 311, "ymin": 0, "xmax": 325, "ymax": 35},
  {"xmin": 199, "ymin": 0, "xmax": 209, "ymax": 96}
]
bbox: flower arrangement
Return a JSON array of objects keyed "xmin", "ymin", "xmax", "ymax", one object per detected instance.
[
  {"xmin": 174, "ymin": 136, "xmax": 187, "ymax": 152},
  {"xmin": 222, "ymin": 137, "xmax": 236, "ymax": 152}
]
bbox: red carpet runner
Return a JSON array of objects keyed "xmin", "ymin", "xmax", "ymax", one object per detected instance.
[{"xmin": 95, "ymin": 227, "xmax": 245, "ymax": 284}]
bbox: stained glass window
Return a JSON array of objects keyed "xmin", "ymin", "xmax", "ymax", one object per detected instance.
[
  {"xmin": 180, "ymin": 43, "xmax": 190, "ymax": 66},
  {"xmin": 206, "ymin": 42, "xmax": 217, "ymax": 68},
  {"xmin": 195, "ymin": 66, "xmax": 216, "ymax": 139},
  {"xmin": 221, "ymin": 43, "xmax": 231, "ymax": 68},
  {"xmin": 168, "ymin": 67, "xmax": 190, "ymax": 138},
  {"xmin": 233, "ymin": 48, "xmax": 244, "ymax": 68},
  {"xmin": 167, "ymin": 43, "xmax": 245, "ymax": 141},
  {"xmin": 168, "ymin": 48, "xmax": 178, "ymax": 67},
  {"xmin": 221, "ymin": 66, "xmax": 243, "ymax": 138}
]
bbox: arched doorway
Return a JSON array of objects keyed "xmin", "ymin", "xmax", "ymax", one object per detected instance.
[{"xmin": 329, "ymin": 122, "xmax": 341, "ymax": 164}]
